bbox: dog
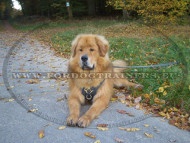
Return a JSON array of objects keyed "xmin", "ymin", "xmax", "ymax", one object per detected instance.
[{"xmin": 67, "ymin": 34, "xmax": 143, "ymax": 127}]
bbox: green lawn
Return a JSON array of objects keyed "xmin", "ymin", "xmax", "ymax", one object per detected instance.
[{"xmin": 11, "ymin": 19, "xmax": 190, "ymax": 111}]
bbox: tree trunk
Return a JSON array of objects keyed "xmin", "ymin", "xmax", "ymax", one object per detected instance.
[
  {"xmin": 123, "ymin": 9, "xmax": 130, "ymax": 19},
  {"xmin": 88, "ymin": 0, "xmax": 96, "ymax": 16},
  {"xmin": 66, "ymin": 0, "xmax": 73, "ymax": 19}
]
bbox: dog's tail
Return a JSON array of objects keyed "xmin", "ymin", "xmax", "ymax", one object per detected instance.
[{"xmin": 112, "ymin": 60, "xmax": 127, "ymax": 73}]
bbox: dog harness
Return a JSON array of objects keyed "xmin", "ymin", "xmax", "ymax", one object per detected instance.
[{"xmin": 81, "ymin": 79, "xmax": 105, "ymax": 101}]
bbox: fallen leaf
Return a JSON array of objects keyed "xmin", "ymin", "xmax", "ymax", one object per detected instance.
[
  {"xmin": 28, "ymin": 108, "xmax": 38, "ymax": 112},
  {"xmin": 58, "ymin": 126, "xmax": 66, "ymax": 130},
  {"xmin": 163, "ymin": 91, "xmax": 167, "ymax": 96},
  {"xmin": 168, "ymin": 120, "xmax": 175, "ymax": 125},
  {"xmin": 6, "ymin": 98, "xmax": 14, "ymax": 102},
  {"xmin": 159, "ymin": 87, "xmax": 164, "ymax": 92},
  {"xmin": 111, "ymin": 98, "xmax": 118, "ymax": 101},
  {"xmin": 43, "ymin": 124, "xmax": 51, "ymax": 127},
  {"xmin": 161, "ymin": 119, "xmax": 166, "ymax": 122},
  {"xmin": 94, "ymin": 140, "xmax": 101, "ymax": 143},
  {"xmin": 118, "ymin": 127, "xmax": 140, "ymax": 132},
  {"xmin": 117, "ymin": 110, "xmax": 127, "ymax": 114},
  {"xmin": 25, "ymin": 80, "xmax": 39, "ymax": 84},
  {"xmin": 97, "ymin": 127, "xmax": 109, "ymax": 131},
  {"xmin": 7, "ymin": 86, "xmax": 14, "ymax": 90},
  {"xmin": 173, "ymin": 107, "xmax": 178, "ymax": 112},
  {"xmin": 159, "ymin": 112, "xmax": 166, "ymax": 116},
  {"xmin": 38, "ymin": 130, "xmax": 44, "ymax": 138},
  {"xmin": 134, "ymin": 96, "xmax": 142, "ymax": 103},
  {"xmin": 114, "ymin": 137, "xmax": 124, "ymax": 143},
  {"xmin": 154, "ymin": 98, "xmax": 160, "ymax": 103},
  {"xmin": 57, "ymin": 98, "xmax": 64, "ymax": 102},
  {"xmin": 144, "ymin": 94, "xmax": 150, "ymax": 98},
  {"xmin": 97, "ymin": 124, "xmax": 108, "ymax": 127},
  {"xmin": 169, "ymin": 139, "xmax": 176, "ymax": 142},
  {"xmin": 144, "ymin": 124, "xmax": 150, "ymax": 127},
  {"xmin": 84, "ymin": 132, "xmax": 96, "ymax": 138},
  {"xmin": 0, "ymin": 83, "xmax": 4, "ymax": 86},
  {"xmin": 56, "ymin": 88, "xmax": 61, "ymax": 91},
  {"xmin": 127, "ymin": 113, "xmax": 135, "ymax": 117},
  {"xmin": 28, "ymin": 98, "xmax": 32, "ymax": 101},
  {"xmin": 135, "ymin": 104, "xmax": 140, "ymax": 109},
  {"xmin": 144, "ymin": 133, "xmax": 153, "ymax": 138}
]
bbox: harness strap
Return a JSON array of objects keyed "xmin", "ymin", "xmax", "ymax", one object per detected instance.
[{"xmin": 81, "ymin": 79, "xmax": 105, "ymax": 101}]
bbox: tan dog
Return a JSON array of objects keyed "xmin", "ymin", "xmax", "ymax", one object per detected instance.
[{"xmin": 67, "ymin": 34, "xmax": 142, "ymax": 127}]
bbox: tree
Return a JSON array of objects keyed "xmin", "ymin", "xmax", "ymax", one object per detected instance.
[
  {"xmin": 0, "ymin": 0, "xmax": 13, "ymax": 19},
  {"xmin": 107, "ymin": 0, "xmax": 189, "ymax": 24}
]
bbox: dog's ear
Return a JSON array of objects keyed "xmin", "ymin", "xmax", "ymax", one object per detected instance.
[
  {"xmin": 71, "ymin": 35, "xmax": 81, "ymax": 57},
  {"xmin": 95, "ymin": 35, "xmax": 109, "ymax": 57}
]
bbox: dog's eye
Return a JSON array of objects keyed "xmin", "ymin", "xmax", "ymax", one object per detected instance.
[
  {"xmin": 80, "ymin": 49, "xmax": 83, "ymax": 51},
  {"xmin": 90, "ymin": 49, "xmax": 94, "ymax": 51}
]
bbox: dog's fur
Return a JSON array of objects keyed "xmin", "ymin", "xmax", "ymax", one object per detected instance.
[{"xmin": 67, "ymin": 34, "xmax": 142, "ymax": 127}]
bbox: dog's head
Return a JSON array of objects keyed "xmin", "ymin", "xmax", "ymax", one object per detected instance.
[{"xmin": 71, "ymin": 34, "xmax": 109, "ymax": 70}]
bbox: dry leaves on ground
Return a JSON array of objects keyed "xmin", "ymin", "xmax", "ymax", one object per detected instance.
[
  {"xmin": 97, "ymin": 127, "xmax": 109, "ymax": 131},
  {"xmin": 58, "ymin": 126, "xmax": 66, "ymax": 130},
  {"xmin": 38, "ymin": 130, "xmax": 45, "ymax": 138},
  {"xmin": 84, "ymin": 132, "xmax": 96, "ymax": 139},
  {"xmin": 114, "ymin": 137, "xmax": 124, "ymax": 143},
  {"xmin": 25, "ymin": 80, "xmax": 39, "ymax": 84},
  {"xmin": 118, "ymin": 127, "xmax": 140, "ymax": 132},
  {"xmin": 144, "ymin": 133, "xmax": 154, "ymax": 138}
]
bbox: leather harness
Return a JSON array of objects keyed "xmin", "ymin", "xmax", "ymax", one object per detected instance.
[{"xmin": 81, "ymin": 79, "xmax": 105, "ymax": 101}]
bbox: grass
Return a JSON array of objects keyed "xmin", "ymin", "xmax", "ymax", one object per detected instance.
[{"xmin": 11, "ymin": 18, "xmax": 190, "ymax": 111}]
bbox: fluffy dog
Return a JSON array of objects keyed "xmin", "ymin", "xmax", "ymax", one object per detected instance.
[{"xmin": 67, "ymin": 34, "xmax": 142, "ymax": 127}]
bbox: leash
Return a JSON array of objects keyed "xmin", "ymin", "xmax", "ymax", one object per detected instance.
[{"xmin": 113, "ymin": 61, "xmax": 180, "ymax": 68}]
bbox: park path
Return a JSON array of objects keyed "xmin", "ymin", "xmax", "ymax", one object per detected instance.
[{"xmin": 0, "ymin": 21, "xmax": 189, "ymax": 143}]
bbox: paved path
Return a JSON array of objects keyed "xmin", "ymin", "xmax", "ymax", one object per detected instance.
[{"xmin": 0, "ymin": 22, "xmax": 189, "ymax": 143}]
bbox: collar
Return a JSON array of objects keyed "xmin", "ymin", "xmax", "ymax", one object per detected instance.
[{"xmin": 81, "ymin": 79, "xmax": 105, "ymax": 101}]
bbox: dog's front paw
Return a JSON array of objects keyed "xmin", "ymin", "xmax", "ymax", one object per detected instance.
[
  {"xmin": 66, "ymin": 115, "xmax": 79, "ymax": 126},
  {"xmin": 77, "ymin": 115, "xmax": 92, "ymax": 128},
  {"xmin": 135, "ymin": 84, "xmax": 144, "ymax": 90}
]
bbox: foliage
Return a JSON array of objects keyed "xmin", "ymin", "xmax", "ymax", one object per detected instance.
[
  {"xmin": 17, "ymin": 0, "xmax": 88, "ymax": 18},
  {"xmin": 0, "ymin": 0, "xmax": 13, "ymax": 19},
  {"xmin": 107, "ymin": 0, "xmax": 189, "ymax": 24}
]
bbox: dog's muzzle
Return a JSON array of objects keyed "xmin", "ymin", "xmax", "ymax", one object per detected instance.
[{"xmin": 81, "ymin": 55, "xmax": 94, "ymax": 70}]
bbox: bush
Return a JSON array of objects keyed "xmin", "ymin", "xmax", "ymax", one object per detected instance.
[{"xmin": 107, "ymin": 0, "xmax": 189, "ymax": 24}]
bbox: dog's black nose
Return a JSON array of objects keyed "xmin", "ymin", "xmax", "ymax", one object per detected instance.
[{"xmin": 81, "ymin": 55, "xmax": 88, "ymax": 62}]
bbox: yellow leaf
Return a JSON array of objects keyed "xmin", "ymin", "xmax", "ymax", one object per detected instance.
[
  {"xmin": 56, "ymin": 88, "xmax": 61, "ymax": 91},
  {"xmin": 163, "ymin": 91, "xmax": 167, "ymax": 96},
  {"xmin": 28, "ymin": 108, "xmax": 38, "ymax": 112},
  {"xmin": 144, "ymin": 94, "xmax": 150, "ymax": 98},
  {"xmin": 166, "ymin": 113, "xmax": 170, "ymax": 119},
  {"xmin": 164, "ymin": 85, "xmax": 169, "ymax": 88},
  {"xmin": 84, "ymin": 132, "xmax": 96, "ymax": 138},
  {"xmin": 161, "ymin": 119, "xmax": 166, "ymax": 122},
  {"xmin": 38, "ymin": 130, "xmax": 45, "ymax": 138},
  {"xmin": 144, "ymin": 124, "xmax": 150, "ymax": 127},
  {"xmin": 6, "ymin": 98, "xmax": 14, "ymax": 102},
  {"xmin": 144, "ymin": 133, "xmax": 153, "ymax": 138},
  {"xmin": 0, "ymin": 83, "xmax": 4, "ymax": 86},
  {"xmin": 110, "ymin": 98, "xmax": 117, "ymax": 101},
  {"xmin": 173, "ymin": 107, "xmax": 178, "ymax": 112},
  {"xmin": 120, "ymin": 100, "xmax": 126, "ymax": 104},
  {"xmin": 159, "ymin": 87, "xmax": 164, "ymax": 92},
  {"xmin": 97, "ymin": 127, "xmax": 109, "ymax": 131},
  {"xmin": 154, "ymin": 98, "xmax": 160, "ymax": 103},
  {"xmin": 94, "ymin": 140, "xmax": 101, "ymax": 143},
  {"xmin": 58, "ymin": 126, "xmax": 66, "ymax": 130},
  {"xmin": 159, "ymin": 112, "xmax": 166, "ymax": 116},
  {"xmin": 28, "ymin": 98, "xmax": 32, "ymax": 101},
  {"xmin": 118, "ymin": 127, "xmax": 140, "ymax": 132}
]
